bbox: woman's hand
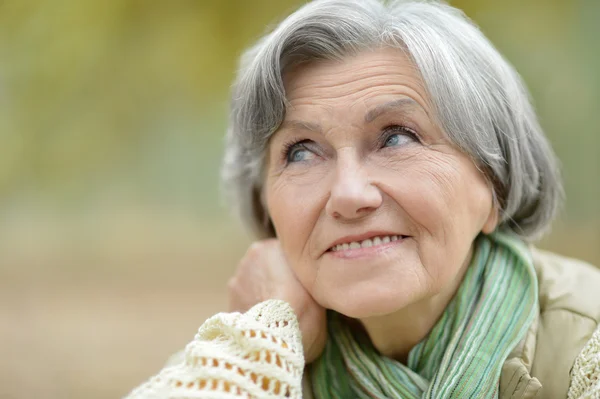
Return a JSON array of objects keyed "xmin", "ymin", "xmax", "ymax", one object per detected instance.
[{"xmin": 227, "ymin": 239, "xmax": 327, "ymax": 364}]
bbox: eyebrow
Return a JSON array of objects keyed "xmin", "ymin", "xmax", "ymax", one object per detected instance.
[
  {"xmin": 280, "ymin": 119, "xmax": 322, "ymax": 133},
  {"xmin": 364, "ymin": 98, "xmax": 419, "ymax": 123},
  {"xmin": 279, "ymin": 97, "xmax": 421, "ymax": 133}
]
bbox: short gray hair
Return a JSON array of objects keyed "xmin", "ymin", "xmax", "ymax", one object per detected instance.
[{"xmin": 221, "ymin": 0, "xmax": 563, "ymax": 240}]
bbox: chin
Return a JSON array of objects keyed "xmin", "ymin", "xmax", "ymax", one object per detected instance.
[{"xmin": 323, "ymin": 285, "xmax": 416, "ymax": 319}]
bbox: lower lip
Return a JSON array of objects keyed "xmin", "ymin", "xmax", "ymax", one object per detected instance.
[{"xmin": 326, "ymin": 237, "xmax": 408, "ymax": 259}]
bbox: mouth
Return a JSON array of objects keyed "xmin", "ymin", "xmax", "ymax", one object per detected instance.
[{"xmin": 326, "ymin": 234, "xmax": 409, "ymax": 253}]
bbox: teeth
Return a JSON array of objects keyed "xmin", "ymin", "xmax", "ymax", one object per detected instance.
[{"xmin": 330, "ymin": 235, "xmax": 404, "ymax": 252}]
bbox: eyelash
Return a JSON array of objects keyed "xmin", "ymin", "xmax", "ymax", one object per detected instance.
[
  {"xmin": 379, "ymin": 125, "xmax": 419, "ymax": 147},
  {"xmin": 281, "ymin": 139, "xmax": 311, "ymax": 163},
  {"xmin": 281, "ymin": 124, "xmax": 419, "ymax": 164}
]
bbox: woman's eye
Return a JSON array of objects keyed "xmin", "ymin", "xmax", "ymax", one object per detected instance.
[
  {"xmin": 382, "ymin": 127, "xmax": 418, "ymax": 148},
  {"xmin": 286, "ymin": 142, "xmax": 316, "ymax": 163}
]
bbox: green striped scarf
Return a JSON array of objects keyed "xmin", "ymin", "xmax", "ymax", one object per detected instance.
[{"xmin": 309, "ymin": 232, "xmax": 538, "ymax": 399}]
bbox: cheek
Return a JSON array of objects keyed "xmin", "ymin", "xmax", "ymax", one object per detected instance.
[
  {"xmin": 265, "ymin": 175, "xmax": 326, "ymax": 264},
  {"xmin": 384, "ymin": 154, "xmax": 490, "ymax": 236},
  {"xmin": 380, "ymin": 158, "xmax": 459, "ymax": 236},
  {"xmin": 379, "ymin": 155, "xmax": 491, "ymax": 279}
]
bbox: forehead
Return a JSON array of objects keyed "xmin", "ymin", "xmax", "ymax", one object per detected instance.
[{"xmin": 283, "ymin": 48, "xmax": 432, "ymax": 117}]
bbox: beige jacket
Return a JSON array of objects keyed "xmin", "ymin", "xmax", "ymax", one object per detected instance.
[
  {"xmin": 125, "ymin": 249, "xmax": 600, "ymax": 398},
  {"xmin": 498, "ymin": 248, "xmax": 600, "ymax": 399}
]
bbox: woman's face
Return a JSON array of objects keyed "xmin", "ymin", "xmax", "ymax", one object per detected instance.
[{"xmin": 265, "ymin": 48, "xmax": 498, "ymax": 318}]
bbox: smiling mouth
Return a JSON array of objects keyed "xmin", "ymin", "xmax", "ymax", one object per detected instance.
[{"xmin": 328, "ymin": 235, "xmax": 408, "ymax": 252}]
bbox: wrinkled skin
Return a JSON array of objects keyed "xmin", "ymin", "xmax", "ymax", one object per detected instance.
[{"xmin": 228, "ymin": 48, "xmax": 498, "ymax": 362}]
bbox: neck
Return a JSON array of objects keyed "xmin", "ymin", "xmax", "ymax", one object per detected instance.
[{"xmin": 358, "ymin": 248, "xmax": 473, "ymax": 363}]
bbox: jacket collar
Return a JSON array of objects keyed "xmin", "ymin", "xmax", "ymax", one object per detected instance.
[{"xmin": 499, "ymin": 308, "xmax": 542, "ymax": 399}]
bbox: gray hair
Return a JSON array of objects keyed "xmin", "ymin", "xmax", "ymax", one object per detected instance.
[{"xmin": 221, "ymin": 0, "xmax": 563, "ymax": 240}]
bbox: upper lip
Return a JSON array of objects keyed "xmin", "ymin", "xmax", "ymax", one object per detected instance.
[{"xmin": 325, "ymin": 231, "xmax": 407, "ymax": 252}]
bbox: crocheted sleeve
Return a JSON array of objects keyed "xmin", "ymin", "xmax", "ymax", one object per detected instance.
[
  {"xmin": 124, "ymin": 299, "xmax": 305, "ymax": 399},
  {"xmin": 568, "ymin": 323, "xmax": 600, "ymax": 398}
]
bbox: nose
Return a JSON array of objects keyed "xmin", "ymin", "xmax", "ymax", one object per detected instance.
[{"xmin": 325, "ymin": 156, "xmax": 383, "ymax": 220}]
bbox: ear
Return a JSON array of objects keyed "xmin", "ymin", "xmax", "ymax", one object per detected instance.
[
  {"xmin": 259, "ymin": 183, "xmax": 277, "ymax": 238},
  {"xmin": 482, "ymin": 208, "xmax": 499, "ymax": 234},
  {"xmin": 481, "ymin": 192, "xmax": 500, "ymax": 234}
]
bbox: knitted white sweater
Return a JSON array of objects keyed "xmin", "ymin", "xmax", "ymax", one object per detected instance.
[{"xmin": 125, "ymin": 300, "xmax": 600, "ymax": 399}]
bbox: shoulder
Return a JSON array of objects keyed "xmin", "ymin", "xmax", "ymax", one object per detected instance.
[
  {"xmin": 527, "ymin": 248, "xmax": 600, "ymax": 398},
  {"xmin": 531, "ymin": 247, "xmax": 600, "ymax": 323}
]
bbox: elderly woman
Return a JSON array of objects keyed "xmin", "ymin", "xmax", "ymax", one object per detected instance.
[{"xmin": 126, "ymin": 0, "xmax": 600, "ymax": 398}]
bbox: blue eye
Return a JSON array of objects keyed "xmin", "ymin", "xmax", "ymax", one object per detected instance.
[
  {"xmin": 382, "ymin": 127, "xmax": 418, "ymax": 148},
  {"xmin": 288, "ymin": 147, "xmax": 310, "ymax": 163},
  {"xmin": 284, "ymin": 140, "xmax": 316, "ymax": 164},
  {"xmin": 384, "ymin": 134, "xmax": 401, "ymax": 147}
]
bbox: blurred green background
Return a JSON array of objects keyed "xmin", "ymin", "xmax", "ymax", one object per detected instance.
[{"xmin": 0, "ymin": 1, "xmax": 598, "ymax": 398}]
